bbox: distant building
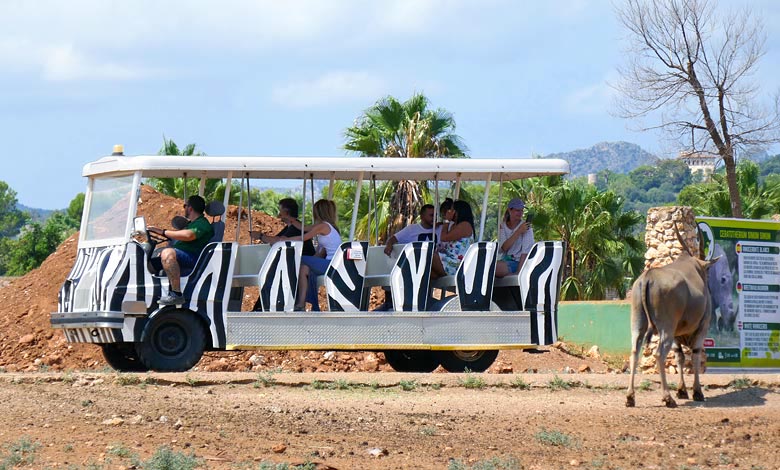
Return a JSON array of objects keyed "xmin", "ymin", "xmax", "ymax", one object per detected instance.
[{"xmin": 677, "ymin": 150, "xmax": 718, "ymax": 178}]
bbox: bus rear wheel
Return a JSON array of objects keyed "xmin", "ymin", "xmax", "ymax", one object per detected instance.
[
  {"xmin": 384, "ymin": 350, "xmax": 440, "ymax": 372},
  {"xmin": 435, "ymin": 350, "xmax": 498, "ymax": 373},
  {"xmin": 136, "ymin": 311, "xmax": 206, "ymax": 372},
  {"xmin": 101, "ymin": 343, "xmax": 149, "ymax": 372}
]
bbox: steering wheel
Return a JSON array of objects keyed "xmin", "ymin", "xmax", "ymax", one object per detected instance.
[{"xmin": 146, "ymin": 229, "xmax": 169, "ymax": 251}]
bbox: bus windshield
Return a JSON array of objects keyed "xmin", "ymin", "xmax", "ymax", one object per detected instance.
[{"xmin": 83, "ymin": 174, "xmax": 135, "ymax": 242}]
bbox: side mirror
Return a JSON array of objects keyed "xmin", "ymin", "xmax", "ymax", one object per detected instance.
[{"xmin": 133, "ymin": 216, "xmax": 147, "ymax": 235}]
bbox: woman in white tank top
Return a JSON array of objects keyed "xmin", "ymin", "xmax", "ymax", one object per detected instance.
[{"xmin": 276, "ymin": 199, "xmax": 341, "ymax": 311}]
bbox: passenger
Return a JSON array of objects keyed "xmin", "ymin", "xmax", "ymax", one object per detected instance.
[
  {"xmin": 148, "ymin": 195, "xmax": 214, "ymax": 305},
  {"xmin": 278, "ymin": 199, "xmax": 341, "ymax": 311},
  {"xmin": 252, "ymin": 198, "xmax": 316, "ymax": 256},
  {"xmin": 431, "ymin": 200, "xmax": 474, "ymax": 280},
  {"xmin": 434, "ymin": 198, "xmax": 454, "ymax": 247},
  {"xmin": 383, "ymin": 204, "xmax": 435, "ymax": 257},
  {"xmin": 495, "ymin": 198, "xmax": 534, "ymax": 278}
]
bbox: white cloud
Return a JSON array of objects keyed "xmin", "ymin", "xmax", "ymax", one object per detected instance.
[
  {"xmin": 41, "ymin": 44, "xmax": 161, "ymax": 81},
  {"xmin": 272, "ymin": 71, "xmax": 387, "ymax": 108},
  {"xmin": 561, "ymin": 79, "xmax": 615, "ymax": 116}
]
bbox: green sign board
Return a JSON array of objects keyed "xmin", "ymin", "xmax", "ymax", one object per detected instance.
[{"xmin": 698, "ymin": 217, "xmax": 780, "ymax": 369}]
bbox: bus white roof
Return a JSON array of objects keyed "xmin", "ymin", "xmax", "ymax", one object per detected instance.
[{"xmin": 83, "ymin": 155, "xmax": 569, "ymax": 181}]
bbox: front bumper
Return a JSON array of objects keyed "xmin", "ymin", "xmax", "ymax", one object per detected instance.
[{"xmin": 51, "ymin": 311, "xmax": 125, "ymax": 344}]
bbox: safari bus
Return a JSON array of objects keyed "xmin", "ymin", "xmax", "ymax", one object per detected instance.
[{"xmin": 51, "ymin": 150, "xmax": 569, "ymax": 373}]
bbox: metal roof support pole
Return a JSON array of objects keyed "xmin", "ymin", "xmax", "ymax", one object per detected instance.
[
  {"xmin": 198, "ymin": 177, "xmax": 206, "ymax": 197},
  {"xmin": 496, "ymin": 173, "xmax": 504, "ymax": 237},
  {"xmin": 371, "ymin": 176, "xmax": 378, "ymax": 244},
  {"xmin": 453, "ymin": 173, "xmax": 462, "ymax": 199},
  {"xmin": 222, "ymin": 172, "xmax": 233, "ymax": 211},
  {"xmin": 328, "ymin": 172, "xmax": 335, "ymax": 200},
  {"xmin": 349, "ymin": 171, "xmax": 364, "ymax": 240},
  {"xmin": 301, "ymin": 173, "xmax": 307, "ymax": 246},
  {"xmin": 310, "ymin": 175, "xmax": 315, "ymax": 220},
  {"xmin": 235, "ymin": 175, "xmax": 244, "ymax": 242},
  {"xmin": 245, "ymin": 173, "xmax": 252, "ymax": 234},
  {"xmin": 478, "ymin": 173, "xmax": 492, "ymax": 242},
  {"xmin": 182, "ymin": 172, "xmax": 187, "ymax": 201}
]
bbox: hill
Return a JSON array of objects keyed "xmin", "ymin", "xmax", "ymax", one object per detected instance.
[
  {"xmin": 16, "ymin": 203, "xmax": 55, "ymax": 223},
  {"xmin": 546, "ymin": 141, "xmax": 659, "ymax": 176}
]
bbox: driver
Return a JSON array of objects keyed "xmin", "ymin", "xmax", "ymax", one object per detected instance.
[{"xmin": 148, "ymin": 195, "xmax": 214, "ymax": 305}]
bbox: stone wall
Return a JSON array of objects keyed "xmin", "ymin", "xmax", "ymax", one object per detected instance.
[
  {"xmin": 639, "ymin": 206, "xmax": 705, "ymax": 374},
  {"xmin": 643, "ymin": 206, "xmax": 699, "ymax": 270}
]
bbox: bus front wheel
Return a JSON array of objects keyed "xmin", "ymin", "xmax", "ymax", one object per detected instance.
[
  {"xmin": 136, "ymin": 311, "xmax": 206, "ymax": 372},
  {"xmin": 435, "ymin": 350, "xmax": 498, "ymax": 373},
  {"xmin": 101, "ymin": 343, "xmax": 149, "ymax": 372}
]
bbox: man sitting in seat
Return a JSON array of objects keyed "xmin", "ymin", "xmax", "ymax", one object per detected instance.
[
  {"xmin": 148, "ymin": 195, "xmax": 214, "ymax": 305},
  {"xmin": 383, "ymin": 204, "xmax": 435, "ymax": 257}
]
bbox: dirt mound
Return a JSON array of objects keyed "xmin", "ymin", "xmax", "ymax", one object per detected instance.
[{"xmin": 0, "ymin": 185, "xmax": 610, "ymax": 374}]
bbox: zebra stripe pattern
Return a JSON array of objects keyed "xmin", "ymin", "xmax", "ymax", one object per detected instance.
[
  {"xmin": 257, "ymin": 241, "xmax": 302, "ymax": 312},
  {"xmin": 57, "ymin": 242, "xmax": 235, "ymax": 349},
  {"xmin": 519, "ymin": 241, "xmax": 565, "ymax": 345},
  {"xmin": 181, "ymin": 243, "xmax": 235, "ymax": 348},
  {"xmin": 390, "ymin": 241, "xmax": 434, "ymax": 312},
  {"xmin": 456, "ymin": 242, "xmax": 498, "ymax": 311},
  {"xmin": 326, "ymin": 241, "xmax": 368, "ymax": 312}
]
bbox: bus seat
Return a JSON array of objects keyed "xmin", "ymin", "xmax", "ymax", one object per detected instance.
[
  {"xmin": 255, "ymin": 241, "xmax": 302, "ymax": 312},
  {"xmin": 387, "ymin": 241, "xmax": 434, "ymax": 312},
  {"xmin": 455, "ymin": 241, "xmax": 498, "ymax": 311},
  {"xmin": 205, "ymin": 201, "xmax": 226, "ymax": 243},
  {"xmin": 323, "ymin": 241, "xmax": 368, "ymax": 312}
]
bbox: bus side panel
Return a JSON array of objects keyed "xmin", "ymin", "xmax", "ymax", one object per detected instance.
[{"xmin": 182, "ymin": 242, "xmax": 236, "ymax": 349}]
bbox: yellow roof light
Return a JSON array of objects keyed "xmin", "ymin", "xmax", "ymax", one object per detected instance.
[{"xmin": 112, "ymin": 144, "xmax": 124, "ymax": 156}]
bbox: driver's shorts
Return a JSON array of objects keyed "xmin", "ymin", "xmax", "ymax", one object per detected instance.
[{"xmin": 151, "ymin": 248, "xmax": 199, "ymax": 277}]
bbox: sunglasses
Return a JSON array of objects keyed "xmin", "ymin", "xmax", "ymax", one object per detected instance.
[{"xmin": 183, "ymin": 204, "xmax": 190, "ymax": 209}]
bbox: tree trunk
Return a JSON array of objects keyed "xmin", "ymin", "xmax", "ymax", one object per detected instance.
[
  {"xmin": 385, "ymin": 180, "xmax": 421, "ymax": 242},
  {"xmin": 722, "ymin": 151, "xmax": 743, "ymax": 218}
]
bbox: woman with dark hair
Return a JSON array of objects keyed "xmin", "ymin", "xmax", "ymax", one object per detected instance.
[{"xmin": 431, "ymin": 199, "xmax": 474, "ymax": 279}]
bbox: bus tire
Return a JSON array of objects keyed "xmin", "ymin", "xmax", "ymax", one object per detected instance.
[
  {"xmin": 101, "ymin": 343, "xmax": 149, "ymax": 372},
  {"xmin": 136, "ymin": 311, "xmax": 206, "ymax": 372},
  {"xmin": 384, "ymin": 350, "xmax": 440, "ymax": 373},
  {"xmin": 435, "ymin": 350, "xmax": 498, "ymax": 373}
]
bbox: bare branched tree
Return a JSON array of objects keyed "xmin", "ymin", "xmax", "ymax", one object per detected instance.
[{"xmin": 614, "ymin": 0, "xmax": 780, "ymax": 218}]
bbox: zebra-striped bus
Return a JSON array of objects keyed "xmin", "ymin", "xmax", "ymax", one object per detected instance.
[{"xmin": 51, "ymin": 151, "xmax": 569, "ymax": 373}]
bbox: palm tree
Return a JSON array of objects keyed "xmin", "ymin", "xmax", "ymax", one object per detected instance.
[
  {"xmin": 679, "ymin": 160, "xmax": 780, "ymax": 219},
  {"xmin": 145, "ymin": 137, "xmax": 228, "ymax": 201},
  {"xmin": 343, "ymin": 93, "xmax": 467, "ymax": 240},
  {"xmin": 538, "ymin": 180, "xmax": 644, "ymax": 300}
]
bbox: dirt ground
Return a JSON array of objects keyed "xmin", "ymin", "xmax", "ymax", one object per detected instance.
[{"xmin": 0, "ymin": 371, "xmax": 777, "ymax": 470}]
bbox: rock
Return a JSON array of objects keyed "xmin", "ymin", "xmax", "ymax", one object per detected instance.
[
  {"xmin": 578, "ymin": 365, "xmax": 591, "ymax": 373},
  {"xmin": 102, "ymin": 417, "xmax": 124, "ymax": 426},
  {"xmin": 19, "ymin": 334, "xmax": 35, "ymax": 344},
  {"xmin": 323, "ymin": 351, "xmax": 336, "ymax": 361},
  {"xmin": 174, "ymin": 419, "xmax": 183, "ymax": 430},
  {"xmin": 249, "ymin": 354, "xmax": 265, "ymax": 366},
  {"xmin": 586, "ymin": 345, "xmax": 600, "ymax": 359},
  {"xmin": 368, "ymin": 448, "xmax": 388, "ymax": 458},
  {"xmin": 570, "ymin": 459, "xmax": 581, "ymax": 466},
  {"xmin": 159, "ymin": 416, "xmax": 168, "ymax": 423},
  {"xmin": 129, "ymin": 415, "xmax": 144, "ymax": 425},
  {"xmin": 272, "ymin": 443, "xmax": 287, "ymax": 453}
]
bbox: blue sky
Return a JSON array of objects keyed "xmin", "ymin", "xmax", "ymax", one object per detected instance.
[{"xmin": 2, "ymin": 0, "xmax": 780, "ymax": 209}]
